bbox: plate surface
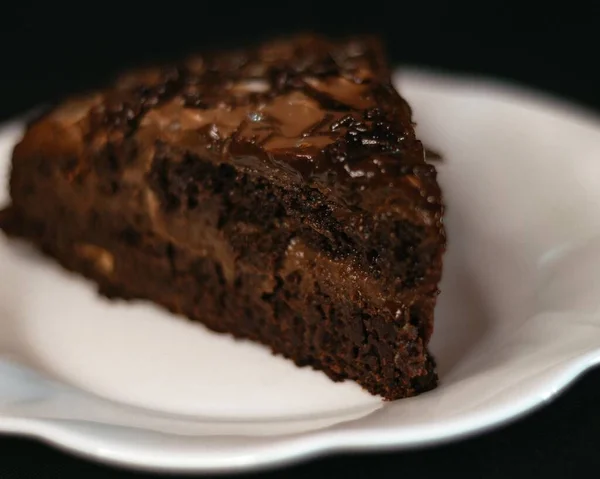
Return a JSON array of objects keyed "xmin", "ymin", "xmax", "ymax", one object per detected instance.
[{"xmin": 2, "ymin": 69, "xmax": 600, "ymax": 473}]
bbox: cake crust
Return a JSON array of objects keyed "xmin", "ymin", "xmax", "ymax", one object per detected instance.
[{"xmin": 0, "ymin": 34, "xmax": 445, "ymax": 400}]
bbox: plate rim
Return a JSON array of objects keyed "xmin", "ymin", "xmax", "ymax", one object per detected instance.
[
  {"xmin": 2, "ymin": 67, "xmax": 600, "ymax": 473},
  {"xmin": 0, "ymin": 351, "xmax": 598, "ymax": 474}
]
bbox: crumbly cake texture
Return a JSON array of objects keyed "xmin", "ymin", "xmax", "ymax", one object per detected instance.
[{"xmin": 0, "ymin": 35, "xmax": 446, "ymax": 400}]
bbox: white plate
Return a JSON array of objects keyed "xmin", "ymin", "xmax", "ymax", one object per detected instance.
[{"xmin": 2, "ymin": 68, "xmax": 600, "ymax": 474}]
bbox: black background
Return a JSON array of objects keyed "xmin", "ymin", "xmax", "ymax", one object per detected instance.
[{"xmin": 2, "ymin": 1, "xmax": 600, "ymax": 477}]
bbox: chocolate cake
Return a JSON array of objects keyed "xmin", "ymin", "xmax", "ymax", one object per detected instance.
[{"xmin": 0, "ymin": 34, "xmax": 446, "ymax": 400}]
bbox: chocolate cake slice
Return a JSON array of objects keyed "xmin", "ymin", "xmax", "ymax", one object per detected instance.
[{"xmin": 0, "ymin": 34, "xmax": 445, "ymax": 400}]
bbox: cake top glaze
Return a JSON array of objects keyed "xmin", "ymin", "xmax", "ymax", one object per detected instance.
[{"xmin": 32, "ymin": 34, "xmax": 442, "ymax": 225}]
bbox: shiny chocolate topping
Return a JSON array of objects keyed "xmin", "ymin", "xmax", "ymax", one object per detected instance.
[{"xmin": 54, "ymin": 35, "xmax": 442, "ymax": 225}]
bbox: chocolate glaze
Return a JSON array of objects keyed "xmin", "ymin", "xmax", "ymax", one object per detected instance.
[
  {"xmin": 44, "ymin": 34, "xmax": 443, "ymax": 230},
  {"xmin": 425, "ymin": 148, "xmax": 443, "ymax": 161}
]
